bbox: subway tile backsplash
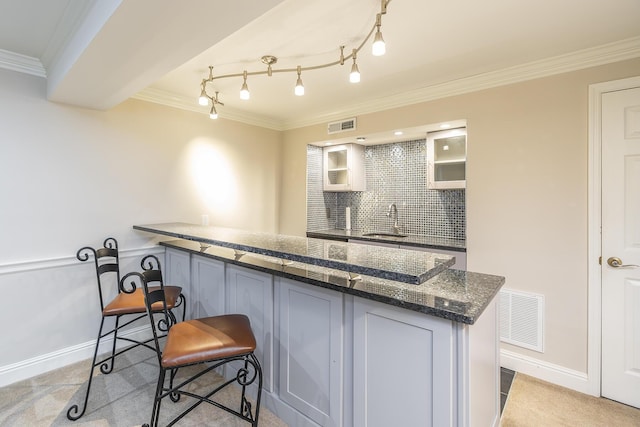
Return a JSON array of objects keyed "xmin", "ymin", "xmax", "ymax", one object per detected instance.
[{"xmin": 307, "ymin": 139, "xmax": 465, "ymax": 240}]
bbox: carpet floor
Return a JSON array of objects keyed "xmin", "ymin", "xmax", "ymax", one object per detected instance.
[{"xmin": 500, "ymin": 373, "xmax": 640, "ymax": 426}]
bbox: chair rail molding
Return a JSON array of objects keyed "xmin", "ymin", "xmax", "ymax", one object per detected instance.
[{"xmin": 0, "ymin": 246, "xmax": 164, "ymax": 275}]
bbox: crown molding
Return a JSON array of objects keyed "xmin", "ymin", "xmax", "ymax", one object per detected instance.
[
  {"xmin": 281, "ymin": 36, "xmax": 640, "ymax": 129},
  {"xmin": 132, "ymin": 87, "xmax": 285, "ymax": 130},
  {"xmin": 0, "ymin": 49, "xmax": 46, "ymax": 78}
]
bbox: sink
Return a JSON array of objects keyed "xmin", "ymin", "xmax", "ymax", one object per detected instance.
[{"xmin": 362, "ymin": 232, "xmax": 408, "ymax": 238}]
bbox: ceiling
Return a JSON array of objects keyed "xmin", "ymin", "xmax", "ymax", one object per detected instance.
[{"xmin": 1, "ymin": 0, "xmax": 639, "ymax": 132}]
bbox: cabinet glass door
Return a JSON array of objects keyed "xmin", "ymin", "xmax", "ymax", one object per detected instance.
[
  {"xmin": 326, "ymin": 148, "xmax": 348, "ymax": 185},
  {"xmin": 433, "ymin": 135, "xmax": 465, "ymax": 182},
  {"xmin": 427, "ymin": 128, "xmax": 466, "ymax": 189}
]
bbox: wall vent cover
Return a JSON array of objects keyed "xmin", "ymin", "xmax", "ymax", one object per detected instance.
[
  {"xmin": 499, "ymin": 288, "xmax": 544, "ymax": 352},
  {"xmin": 327, "ymin": 118, "xmax": 356, "ymax": 134}
]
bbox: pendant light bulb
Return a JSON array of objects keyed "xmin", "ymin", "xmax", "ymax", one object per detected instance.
[
  {"xmin": 372, "ymin": 14, "xmax": 386, "ymax": 56},
  {"xmin": 349, "ymin": 49, "xmax": 361, "ymax": 83},
  {"xmin": 372, "ymin": 30, "xmax": 385, "ymax": 56},
  {"xmin": 240, "ymin": 71, "xmax": 250, "ymax": 100},
  {"xmin": 209, "ymin": 105, "xmax": 218, "ymax": 120},
  {"xmin": 198, "ymin": 88, "xmax": 209, "ymax": 106},
  {"xmin": 294, "ymin": 66, "xmax": 304, "ymax": 96}
]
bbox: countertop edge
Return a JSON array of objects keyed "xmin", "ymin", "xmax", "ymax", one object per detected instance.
[{"xmin": 160, "ymin": 239, "xmax": 504, "ymax": 325}]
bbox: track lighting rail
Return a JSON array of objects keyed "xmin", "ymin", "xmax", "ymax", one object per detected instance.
[{"xmin": 198, "ymin": 0, "xmax": 391, "ymax": 118}]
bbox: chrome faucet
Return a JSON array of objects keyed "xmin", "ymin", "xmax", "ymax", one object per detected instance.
[{"xmin": 386, "ymin": 203, "xmax": 400, "ymax": 233}]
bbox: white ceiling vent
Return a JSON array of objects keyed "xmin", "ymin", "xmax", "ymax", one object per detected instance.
[{"xmin": 327, "ymin": 118, "xmax": 356, "ymax": 134}]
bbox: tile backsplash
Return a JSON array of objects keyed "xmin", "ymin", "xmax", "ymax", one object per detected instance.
[{"xmin": 307, "ymin": 139, "xmax": 465, "ymax": 240}]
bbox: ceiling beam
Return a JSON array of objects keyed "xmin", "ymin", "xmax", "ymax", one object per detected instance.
[{"xmin": 46, "ymin": 0, "xmax": 286, "ymax": 110}]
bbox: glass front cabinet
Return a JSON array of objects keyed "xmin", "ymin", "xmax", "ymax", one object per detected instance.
[
  {"xmin": 427, "ymin": 128, "xmax": 467, "ymax": 190},
  {"xmin": 323, "ymin": 143, "xmax": 366, "ymax": 192}
]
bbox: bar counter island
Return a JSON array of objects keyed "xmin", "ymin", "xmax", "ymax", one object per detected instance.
[{"xmin": 134, "ymin": 222, "xmax": 505, "ymax": 427}]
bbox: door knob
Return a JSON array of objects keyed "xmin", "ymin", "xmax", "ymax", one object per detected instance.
[{"xmin": 607, "ymin": 257, "xmax": 640, "ymax": 268}]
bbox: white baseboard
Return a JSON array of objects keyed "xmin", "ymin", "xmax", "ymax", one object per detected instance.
[
  {"xmin": 500, "ymin": 349, "xmax": 597, "ymax": 396},
  {"xmin": 0, "ymin": 325, "xmax": 152, "ymax": 387}
]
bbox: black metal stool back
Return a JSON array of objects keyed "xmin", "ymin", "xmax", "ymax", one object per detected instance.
[
  {"xmin": 87, "ymin": 237, "xmax": 120, "ymax": 313},
  {"xmin": 66, "ymin": 239, "xmax": 185, "ymax": 421},
  {"xmin": 140, "ymin": 254, "xmax": 179, "ymax": 333}
]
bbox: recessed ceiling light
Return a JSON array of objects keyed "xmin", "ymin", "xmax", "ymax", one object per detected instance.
[
  {"xmin": 356, "ymin": 137, "xmax": 366, "ymax": 142},
  {"xmin": 394, "ymin": 131, "xmax": 403, "ymax": 136},
  {"xmin": 440, "ymin": 123, "xmax": 451, "ymax": 129}
]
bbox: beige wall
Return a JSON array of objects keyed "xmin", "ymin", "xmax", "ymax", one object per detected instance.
[{"xmin": 279, "ymin": 58, "xmax": 640, "ymax": 373}]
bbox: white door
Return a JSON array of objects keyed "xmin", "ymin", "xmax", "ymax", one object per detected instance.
[{"xmin": 601, "ymin": 85, "xmax": 640, "ymax": 408}]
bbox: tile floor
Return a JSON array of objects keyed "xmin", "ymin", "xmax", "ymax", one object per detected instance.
[
  {"xmin": 0, "ymin": 349, "xmax": 287, "ymax": 426},
  {"xmin": 500, "ymin": 367, "xmax": 516, "ymax": 413}
]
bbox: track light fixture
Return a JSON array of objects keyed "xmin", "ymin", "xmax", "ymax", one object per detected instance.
[
  {"xmin": 198, "ymin": 84, "xmax": 208, "ymax": 106},
  {"xmin": 295, "ymin": 66, "xmax": 305, "ymax": 96},
  {"xmin": 372, "ymin": 14, "xmax": 386, "ymax": 56},
  {"xmin": 349, "ymin": 49, "xmax": 361, "ymax": 83},
  {"xmin": 209, "ymin": 91, "xmax": 224, "ymax": 119},
  {"xmin": 239, "ymin": 70, "xmax": 250, "ymax": 100},
  {"xmin": 198, "ymin": 0, "xmax": 391, "ymax": 119}
]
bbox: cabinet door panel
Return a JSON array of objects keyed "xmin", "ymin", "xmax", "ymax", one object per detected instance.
[
  {"xmin": 165, "ymin": 249, "xmax": 191, "ymax": 319},
  {"xmin": 227, "ymin": 265, "xmax": 274, "ymax": 392},
  {"xmin": 323, "ymin": 143, "xmax": 365, "ymax": 191},
  {"xmin": 191, "ymin": 255, "xmax": 225, "ymax": 318},
  {"xmin": 279, "ymin": 278, "xmax": 343, "ymax": 427},
  {"xmin": 353, "ymin": 297, "xmax": 453, "ymax": 427}
]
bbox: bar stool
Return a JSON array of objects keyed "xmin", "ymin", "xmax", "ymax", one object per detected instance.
[
  {"xmin": 67, "ymin": 238, "xmax": 186, "ymax": 421},
  {"xmin": 125, "ymin": 257, "xmax": 262, "ymax": 427}
]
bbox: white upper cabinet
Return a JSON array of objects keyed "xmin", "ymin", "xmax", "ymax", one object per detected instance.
[
  {"xmin": 427, "ymin": 128, "xmax": 467, "ymax": 190},
  {"xmin": 323, "ymin": 143, "xmax": 365, "ymax": 192}
]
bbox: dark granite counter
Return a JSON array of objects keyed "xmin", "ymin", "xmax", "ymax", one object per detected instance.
[
  {"xmin": 161, "ymin": 239, "xmax": 503, "ymax": 325},
  {"xmin": 134, "ymin": 223, "xmax": 454, "ymax": 285},
  {"xmin": 307, "ymin": 229, "xmax": 466, "ymax": 251}
]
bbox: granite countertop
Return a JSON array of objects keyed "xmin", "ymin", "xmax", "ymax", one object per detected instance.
[
  {"xmin": 306, "ymin": 229, "xmax": 466, "ymax": 251},
  {"xmin": 133, "ymin": 222, "xmax": 454, "ymax": 285},
  {"xmin": 161, "ymin": 239, "xmax": 503, "ymax": 325}
]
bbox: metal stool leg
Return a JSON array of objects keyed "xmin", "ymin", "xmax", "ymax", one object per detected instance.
[
  {"xmin": 146, "ymin": 367, "xmax": 167, "ymax": 427},
  {"xmin": 66, "ymin": 317, "xmax": 106, "ymax": 421},
  {"xmin": 249, "ymin": 353, "xmax": 263, "ymax": 427},
  {"xmin": 100, "ymin": 315, "xmax": 120, "ymax": 374}
]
